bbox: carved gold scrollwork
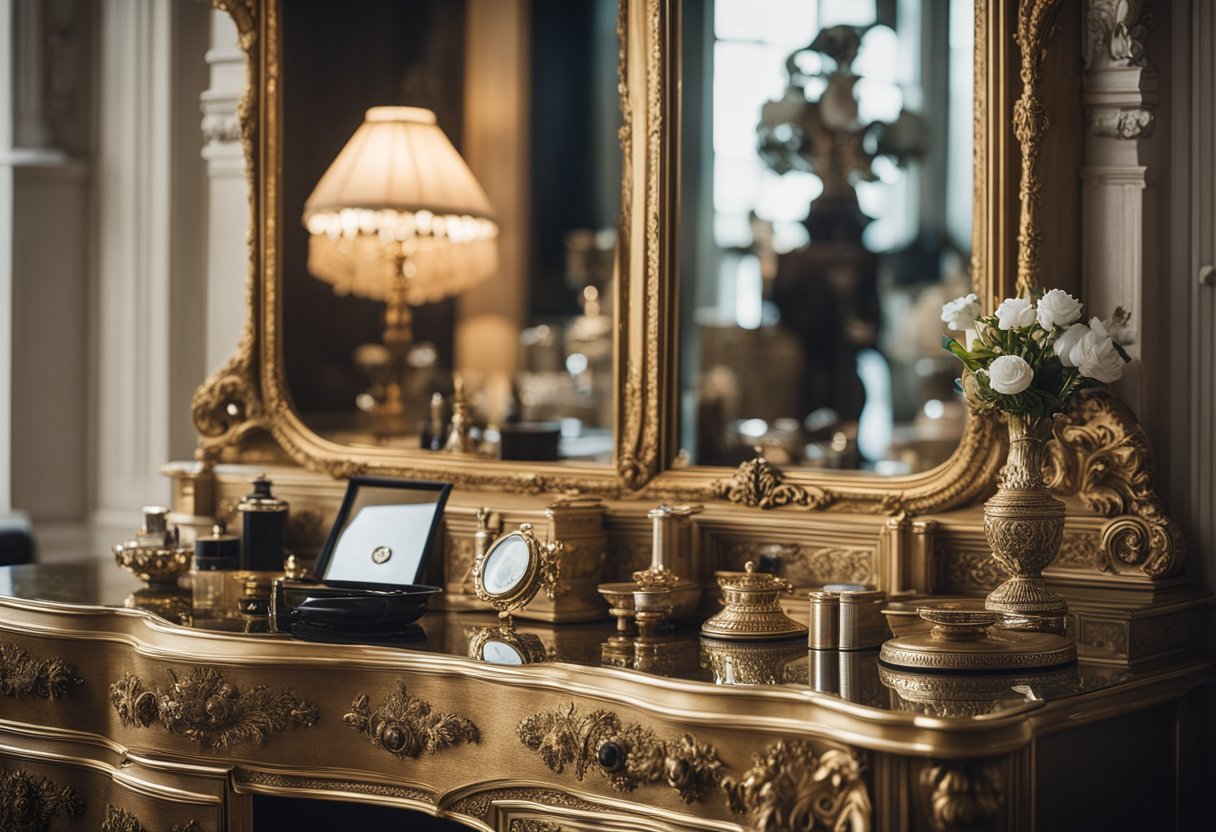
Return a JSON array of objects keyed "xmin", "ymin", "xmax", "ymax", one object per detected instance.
[
  {"xmin": 721, "ymin": 741, "xmax": 871, "ymax": 832},
  {"xmin": 517, "ymin": 703, "xmax": 723, "ymax": 804},
  {"xmin": 1044, "ymin": 389, "xmax": 1187, "ymax": 577},
  {"xmin": 195, "ymin": 0, "xmax": 266, "ymax": 463},
  {"xmin": 509, "ymin": 821, "xmax": 563, "ymax": 832},
  {"xmin": 0, "ymin": 767, "xmax": 83, "ymax": 832},
  {"xmin": 110, "ymin": 667, "xmax": 318, "ymax": 750},
  {"xmin": 921, "ymin": 760, "xmax": 1003, "ymax": 832},
  {"xmin": 0, "ymin": 642, "xmax": 82, "ymax": 700},
  {"xmin": 713, "ymin": 452, "xmax": 835, "ymax": 510},
  {"xmin": 102, "ymin": 805, "xmax": 201, "ymax": 832},
  {"xmin": 344, "ymin": 681, "xmax": 479, "ymax": 759},
  {"xmin": 1013, "ymin": 0, "xmax": 1066, "ymax": 295}
]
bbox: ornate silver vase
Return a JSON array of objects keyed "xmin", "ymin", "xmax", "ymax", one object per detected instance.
[{"xmin": 983, "ymin": 414, "xmax": 1068, "ymax": 615}]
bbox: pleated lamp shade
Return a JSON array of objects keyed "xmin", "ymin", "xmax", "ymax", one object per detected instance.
[{"xmin": 302, "ymin": 106, "xmax": 498, "ymax": 305}]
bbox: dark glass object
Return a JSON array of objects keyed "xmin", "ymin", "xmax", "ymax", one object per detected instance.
[
  {"xmin": 238, "ymin": 476, "xmax": 289, "ymax": 571},
  {"xmin": 597, "ymin": 740, "xmax": 624, "ymax": 772}
]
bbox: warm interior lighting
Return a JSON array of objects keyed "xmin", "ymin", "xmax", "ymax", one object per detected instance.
[{"xmin": 302, "ymin": 106, "xmax": 498, "ymax": 430}]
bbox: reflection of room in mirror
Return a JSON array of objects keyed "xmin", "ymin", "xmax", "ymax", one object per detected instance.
[
  {"xmin": 281, "ymin": 0, "xmax": 620, "ymax": 464},
  {"xmin": 680, "ymin": 0, "xmax": 975, "ymax": 475},
  {"xmin": 481, "ymin": 535, "xmax": 532, "ymax": 596}
]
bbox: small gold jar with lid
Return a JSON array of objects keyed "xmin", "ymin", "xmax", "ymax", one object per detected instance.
[{"xmin": 700, "ymin": 561, "xmax": 807, "ymax": 641}]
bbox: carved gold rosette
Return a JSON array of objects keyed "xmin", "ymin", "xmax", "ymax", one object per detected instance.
[
  {"xmin": 0, "ymin": 642, "xmax": 82, "ymax": 700},
  {"xmin": 344, "ymin": 681, "xmax": 479, "ymax": 759},
  {"xmin": 722, "ymin": 741, "xmax": 871, "ymax": 832},
  {"xmin": 102, "ymin": 804, "xmax": 202, "ymax": 832},
  {"xmin": 0, "ymin": 767, "xmax": 83, "ymax": 832},
  {"xmin": 517, "ymin": 703, "xmax": 723, "ymax": 804},
  {"xmin": 984, "ymin": 415, "xmax": 1067, "ymax": 615},
  {"xmin": 922, "ymin": 760, "xmax": 1003, "ymax": 832},
  {"xmin": 110, "ymin": 667, "xmax": 318, "ymax": 750}
]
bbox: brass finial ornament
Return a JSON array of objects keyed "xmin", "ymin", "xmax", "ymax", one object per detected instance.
[
  {"xmin": 599, "ymin": 503, "xmax": 702, "ymax": 632},
  {"xmin": 700, "ymin": 562, "xmax": 807, "ymax": 641},
  {"xmin": 879, "ymin": 605, "xmax": 1076, "ymax": 671},
  {"xmin": 444, "ymin": 373, "xmax": 472, "ymax": 454}
]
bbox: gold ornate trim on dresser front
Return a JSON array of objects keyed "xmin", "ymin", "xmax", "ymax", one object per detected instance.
[{"xmin": 2, "ymin": 593, "xmax": 1212, "ymax": 831}]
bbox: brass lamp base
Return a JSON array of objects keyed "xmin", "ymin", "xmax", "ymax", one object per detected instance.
[{"xmin": 878, "ymin": 608, "xmax": 1076, "ymax": 672}]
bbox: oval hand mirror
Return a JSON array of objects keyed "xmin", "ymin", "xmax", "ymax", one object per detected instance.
[{"xmin": 473, "ymin": 523, "xmax": 553, "ymax": 616}]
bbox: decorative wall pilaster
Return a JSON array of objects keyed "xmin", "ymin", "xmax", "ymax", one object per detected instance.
[
  {"xmin": 1080, "ymin": 0, "xmax": 1157, "ymax": 417},
  {"xmin": 92, "ymin": 0, "xmax": 209, "ymax": 548}
]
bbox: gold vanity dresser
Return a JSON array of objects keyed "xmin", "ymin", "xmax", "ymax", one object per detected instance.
[
  {"xmin": 7, "ymin": 0, "xmax": 1207, "ymax": 827},
  {"xmin": 0, "ymin": 561, "xmax": 1209, "ymax": 831}
]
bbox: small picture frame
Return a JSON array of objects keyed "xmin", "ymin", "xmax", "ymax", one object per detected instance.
[{"xmin": 314, "ymin": 476, "xmax": 452, "ymax": 590}]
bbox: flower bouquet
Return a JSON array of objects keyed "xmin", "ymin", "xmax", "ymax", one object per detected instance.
[{"xmin": 939, "ymin": 289, "xmax": 1131, "ymax": 615}]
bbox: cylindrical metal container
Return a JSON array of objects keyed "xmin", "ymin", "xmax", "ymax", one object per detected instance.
[
  {"xmin": 839, "ymin": 589, "xmax": 887, "ymax": 650},
  {"xmin": 808, "ymin": 590, "xmax": 840, "ymax": 649}
]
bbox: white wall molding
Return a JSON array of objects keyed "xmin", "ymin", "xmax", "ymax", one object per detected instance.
[
  {"xmin": 92, "ymin": 0, "xmax": 209, "ymax": 550},
  {"xmin": 1080, "ymin": 0, "xmax": 1159, "ymax": 419}
]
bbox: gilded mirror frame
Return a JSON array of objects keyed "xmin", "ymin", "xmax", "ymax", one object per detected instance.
[
  {"xmin": 194, "ymin": 0, "xmax": 674, "ymax": 495},
  {"xmin": 194, "ymin": 0, "xmax": 1013, "ymax": 504},
  {"xmin": 194, "ymin": 0, "xmax": 1186, "ymax": 552},
  {"xmin": 642, "ymin": 0, "xmax": 1021, "ymax": 514}
]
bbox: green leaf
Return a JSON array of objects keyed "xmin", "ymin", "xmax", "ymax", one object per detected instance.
[{"xmin": 942, "ymin": 336, "xmax": 982, "ymax": 371}]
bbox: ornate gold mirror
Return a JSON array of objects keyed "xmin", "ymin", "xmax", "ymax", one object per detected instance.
[
  {"xmin": 196, "ymin": 0, "xmax": 668, "ymax": 493},
  {"xmin": 197, "ymin": 0, "xmax": 1013, "ymax": 502}
]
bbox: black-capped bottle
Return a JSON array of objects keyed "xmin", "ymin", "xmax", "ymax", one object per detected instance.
[{"xmin": 237, "ymin": 476, "xmax": 288, "ymax": 572}]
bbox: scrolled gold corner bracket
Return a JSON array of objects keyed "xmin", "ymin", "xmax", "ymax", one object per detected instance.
[
  {"xmin": 722, "ymin": 740, "xmax": 871, "ymax": 832},
  {"xmin": 517, "ymin": 703, "xmax": 724, "ymax": 804},
  {"xmin": 344, "ymin": 681, "xmax": 479, "ymax": 759},
  {"xmin": 0, "ymin": 642, "xmax": 82, "ymax": 700},
  {"xmin": 0, "ymin": 767, "xmax": 83, "ymax": 832},
  {"xmin": 1044, "ymin": 389, "xmax": 1187, "ymax": 577},
  {"xmin": 110, "ymin": 667, "xmax": 318, "ymax": 750}
]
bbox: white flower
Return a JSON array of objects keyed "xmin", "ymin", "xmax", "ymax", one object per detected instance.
[
  {"xmin": 995, "ymin": 297, "xmax": 1036, "ymax": 330},
  {"xmin": 1036, "ymin": 289, "xmax": 1083, "ymax": 329},
  {"xmin": 1070, "ymin": 317, "xmax": 1125, "ymax": 383},
  {"xmin": 986, "ymin": 355, "xmax": 1034, "ymax": 395},
  {"xmin": 940, "ymin": 293, "xmax": 981, "ymax": 331},
  {"xmin": 1054, "ymin": 323, "xmax": 1089, "ymax": 367}
]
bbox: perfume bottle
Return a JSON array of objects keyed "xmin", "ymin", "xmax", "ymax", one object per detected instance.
[{"xmin": 237, "ymin": 476, "xmax": 288, "ymax": 572}]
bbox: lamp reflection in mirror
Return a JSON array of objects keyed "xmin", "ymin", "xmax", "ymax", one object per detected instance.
[{"xmin": 303, "ymin": 106, "xmax": 498, "ymax": 433}]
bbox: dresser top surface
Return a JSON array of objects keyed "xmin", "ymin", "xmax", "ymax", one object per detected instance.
[{"xmin": 4, "ymin": 560, "xmax": 1206, "ymax": 734}]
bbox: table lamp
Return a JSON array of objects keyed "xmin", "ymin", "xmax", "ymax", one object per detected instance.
[{"xmin": 303, "ymin": 106, "xmax": 498, "ymax": 430}]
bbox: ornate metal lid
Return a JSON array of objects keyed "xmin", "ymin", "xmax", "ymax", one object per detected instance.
[
  {"xmin": 879, "ymin": 607, "xmax": 1077, "ymax": 671},
  {"xmin": 701, "ymin": 562, "xmax": 807, "ymax": 641}
]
